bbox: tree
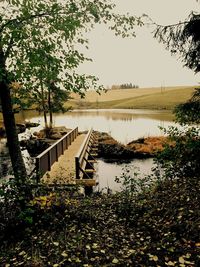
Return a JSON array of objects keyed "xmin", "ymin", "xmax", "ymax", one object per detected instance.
[
  {"xmin": 154, "ymin": 11, "xmax": 200, "ymax": 73},
  {"xmin": 0, "ymin": 1, "xmax": 142, "ymax": 186},
  {"xmin": 153, "ymin": 6, "xmax": 200, "ymax": 183},
  {"xmin": 153, "ymin": 7, "xmax": 200, "ymax": 124},
  {"xmin": 17, "ymin": 45, "xmax": 73, "ymax": 130},
  {"xmin": 174, "ymin": 87, "xmax": 200, "ymax": 124}
]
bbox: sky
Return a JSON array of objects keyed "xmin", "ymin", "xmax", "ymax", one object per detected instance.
[{"xmin": 78, "ymin": 0, "xmax": 200, "ymax": 88}]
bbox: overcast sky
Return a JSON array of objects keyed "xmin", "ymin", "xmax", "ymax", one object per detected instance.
[{"xmin": 78, "ymin": 0, "xmax": 200, "ymax": 88}]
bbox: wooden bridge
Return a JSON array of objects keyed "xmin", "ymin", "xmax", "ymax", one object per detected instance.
[{"xmin": 35, "ymin": 127, "xmax": 98, "ymax": 187}]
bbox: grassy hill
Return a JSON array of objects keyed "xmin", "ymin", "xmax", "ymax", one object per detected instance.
[{"xmin": 67, "ymin": 86, "xmax": 197, "ymax": 110}]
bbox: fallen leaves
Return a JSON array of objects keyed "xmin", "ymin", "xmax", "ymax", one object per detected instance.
[
  {"xmin": 0, "ymin": 178, "xmax": 199, "ymax": 266},
  {"xmin": 112, "ymin": 258, "xmax": 119, "ymax": 264}
]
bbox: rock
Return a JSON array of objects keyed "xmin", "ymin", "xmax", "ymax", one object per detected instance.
[
  {"xmin": 49, "ymin": 126, "xmax": 71, "ymax": 136},
  {"xmin": 98, "ymin": 141, "xmax": 135, "ymax": 160},
  {"xmin": 50, "ymin": 133, "xmax": 62, "ymax": 140},
  {"xmin": 23, "ymin": 126, "xmax": 72, "ymax": 157},
  {"xmin": 96, "ymin": 131, "xmax": 160, "ymax": 161},
  {"xmin": 19, "ymin": 139, "xmax": 28, "ymax": 147},
  {"xmin": 0, "ymin": 123, "xmax": 26, "ymax": 137},
  {"xmin": 33, "ymin": 126, "xmax": 71, "ymax": 139},
  {"xmin": 0, "ymin": 122, "xmax": 39, "ymax": 138},
  {"xmin": 97, "ymin": 131, "xmax": 135, "ymax": 160},
  {"xmin": 25, "ymin": 121, "xmax": 40, "ymax": 128},
  {"xmin": 25, "ymin": 139, "xmax": 51, "ymax": 157},
  {"xmin": 16, "ymin": 123, "xmax": 26, "ymax": 134},
  {"xmin": 33, "ymin": 131, "xmax": 46, "ymax": 139}
]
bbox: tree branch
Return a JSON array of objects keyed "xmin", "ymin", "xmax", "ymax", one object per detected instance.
[
  {"xmin": 145, "ymin": 11, "xmax": 199, "ymax": 29},
  {"xmin": 4, "ymin": 34, "xmax": 14, "ymax": 58},
  {"xmin": 0, "ymin": 10, "xmax": 65, "ymax": 33}
]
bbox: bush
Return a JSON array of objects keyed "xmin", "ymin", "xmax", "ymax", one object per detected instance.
[{"xmin": 155, "ymin": 126, "xmax": 200, "ymax": 182}]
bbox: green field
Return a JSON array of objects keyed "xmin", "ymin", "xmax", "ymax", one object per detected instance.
[{"xmin": 67, "ymin": 86, "xmax": 197, "ymax": 110}]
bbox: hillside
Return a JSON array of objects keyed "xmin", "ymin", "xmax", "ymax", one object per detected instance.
[{"xmin": 67, "ymin": 86, "xmax": 197, "ymax": 110}]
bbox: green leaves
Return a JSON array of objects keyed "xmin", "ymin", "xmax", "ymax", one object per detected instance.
[
  {"xmin": 174, "ymin": 87, "xmax": 200, "ymax": 125},
  {"xmin": 0, "ymin": 0, "xmax": 142, "ymax": 126},
  {"xmin": 156, "ymin": 125, "xmax": 200, "ymax": 182},
  {"xmin": 154, "ymin": 12, "xmax": 200, "ymax": 75}
]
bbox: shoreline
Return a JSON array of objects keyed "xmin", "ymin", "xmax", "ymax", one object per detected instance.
[
  {"xmin": 97, "ymin": 131, "xmax": 168, "ymax": 161},
  {"xmin": 0, "ymin": 125, "xmax": 168, "ymax": 160}
]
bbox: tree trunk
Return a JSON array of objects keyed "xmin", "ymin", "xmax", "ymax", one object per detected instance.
[
  {"xmin": 48, "ymin": 87, "xmax": 53, "ymax": 128},
  {"xmin": 44, "ymin": 109, "xmax": 48, "ymax": 129},
  {"xmin": 0, "ymin": 51, "xmax": 27, "ymax": 184},
  {"xmin": 40, "ymin": 80, "xmax": 48, "ymax": 129}
]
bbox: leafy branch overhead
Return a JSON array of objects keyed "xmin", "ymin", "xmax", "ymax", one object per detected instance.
[
  {"xmin": 0, "ymin": 0, "xmax": 142, "ymax": 91},
  {"xmin": 154, "ymin": 11, "xmax": 200, "ymax": 73}
]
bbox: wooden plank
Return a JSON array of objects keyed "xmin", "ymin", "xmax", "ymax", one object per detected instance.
[
  {"xmin": 85, "ymin": 169, "xmax": 96, "ymax": 173},
  {"xmin": 76, "ymin": 179, "xmax": 97, "ymax": 186},
  {"xmin": 87, "ymin": 160, "xmax": 97, "ymax": 163},
  {"xmin": 90, "ymin": 153, "xmax": 98, "ymax": 157}
]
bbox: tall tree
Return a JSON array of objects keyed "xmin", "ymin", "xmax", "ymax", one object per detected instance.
[
  {"xmin": 0, "ymin": 0, "xmax": 142, "ymax": 184},
  {"xmin": 153, "ymin": 7, "xmax": 200, "ymax": 124},
  {"xmin": 154, "ymin": 11, "xmax": 200, "ymax": 74},
  {"xmin": 152, "ymin": 5, "xmax": 200, "ymax": 183}
]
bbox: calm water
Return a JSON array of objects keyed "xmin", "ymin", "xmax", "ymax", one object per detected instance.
[
  {"xmin": 1, "ymin": 109, "xmax": 175, "ymax": 190},
  {"xmin": 15, "ymin": 109, "xmax": 175, "ymax": 143}
]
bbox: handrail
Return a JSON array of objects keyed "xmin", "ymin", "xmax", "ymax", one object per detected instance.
[
  {"xmin": 36, "ymin": 127, "xmax": 78, "ymax": 181},
  {"xmin": 75, "ymin": 128, "xmax": 94, "ymax": 180}
]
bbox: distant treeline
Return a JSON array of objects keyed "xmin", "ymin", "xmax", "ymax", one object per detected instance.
[
  {"xmin": 110, "ymin": 83, "xmax": 139, "ymax": 90},
  {"xmin": 120, "ymin": 83, "xmax": 139, "ymax": 89}
]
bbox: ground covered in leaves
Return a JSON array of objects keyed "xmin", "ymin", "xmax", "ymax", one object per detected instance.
[{"xmin": 0, "ymin": 178, "xmax": 200, "ymax": 267}]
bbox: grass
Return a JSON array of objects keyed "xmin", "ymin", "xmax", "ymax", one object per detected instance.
[
  {"xmin": 127, "ymin": 136, "xmax": 172, "ymax": 155},
  {"xmin": 67, "ymin": 86, "xmax": 197, "ymax": 110}
]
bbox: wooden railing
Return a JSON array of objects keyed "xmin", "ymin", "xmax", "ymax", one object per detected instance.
[
  {"xmin": 36, "ymin": 127, "xmax": 78, "ymax": 181},
  {"xmin": 75, "ymin": 128, "xmax": 97, "ymax": 182}
]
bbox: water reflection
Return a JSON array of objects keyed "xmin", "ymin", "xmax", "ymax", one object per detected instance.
[
  {"xmin": 17, "ymin": 109, "xmax": 175, "ymax": 144},
  {"xmin": 1, "ymin": 109, "xmax": 174, "ymax": 186},
  {"xmin": 95, "ymin": 158, "xmax": 155, "ymax": 193},
  {"xmin": 0, "ymin": 131, "xmax": 35, "ymax": 180}
]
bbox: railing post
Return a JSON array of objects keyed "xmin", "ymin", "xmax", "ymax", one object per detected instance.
[
  {"xmin": 72, "ymin": 130, "xmax": 74, "ymax": 142},
  {"xmin": 73, "ymin": 130, "xmax": 76, "ymax": 140},
  {"xmin": 56, "ymin": 145, "xmax": 58, "ymax": 161},
  {"xmin": 69, "ymin": 133, "xmax": 72, "ymax": 145},
  {"xmin": 48, "ymin": 151, "xmax": 51, "ymax": 171},
  {"xmin": 61, "ymin": 140, "xmax": 64, "ymax": 154},
  {"xmin": 73, "ymin": 129, "xmax": 75, "ymax": 140},
  {"xmin": 75, "ymin": 157, "xmax": 80, "ymax": 179},
  {"xmin": 36, "ymin": 157, "xmax": 40, "ymax": 183}
]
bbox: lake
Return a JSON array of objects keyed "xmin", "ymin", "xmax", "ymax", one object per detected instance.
[
  {"xmin": 1, "ymin": 109, "xmax": 176, "ymax": 191},
  {"xmin": 15, "ymin": 109, "xmax": 175, "ymax": 143}
]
